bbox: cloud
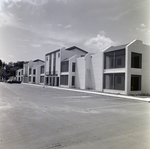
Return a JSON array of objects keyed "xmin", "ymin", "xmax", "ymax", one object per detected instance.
[
  {"xmin": 140, "ymin": 23, "xmax": 146, "ymax": 27},
  {"xmin": 57, "ymin": 24, "xmax": 62, "ymax": 27},
  {"xmin": 0, "ymin": 11, "xmax": 19, "ymax": 27},
  {"xmin": 136, "ymin": 23, "xmax": 150, "ymax": 34},
  {"xmin": 30, "ymin": 43, "xmax": 42, "ymax": 48},
  {"xmin": 85, "ymin": 33, "xmax": 118, "ymax": 52},
  {"xmin": 64, "ymin": 24, "xmax": 72, "ymax": 29}
]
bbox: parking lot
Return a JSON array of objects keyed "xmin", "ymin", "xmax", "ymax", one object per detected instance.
[{"xmin": 0, "ymin": 82, "xmax": 150, "ymax": 149}]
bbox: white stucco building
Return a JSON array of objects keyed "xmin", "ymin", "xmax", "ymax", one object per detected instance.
[
  {"xmin": 16, "ymin": 68, "xmax": 23, "ymax": 81},
  {"xmin": 23, "ymin": 59, "xmax": 44, "ymax": 84},
  {"xmin": 102, "ymin": 39, "xmax": 150, "ymax": 95},
  {"xmin": 74, "ymin": 40, "xmax": 150, "ymax": 95},
  {"xmin": 45, "ymin": 46, "xmax": 88, "ymax": 87},
  {"xmin": 19, "ymin": 39, "xmax": 150, "ymax": 96}
]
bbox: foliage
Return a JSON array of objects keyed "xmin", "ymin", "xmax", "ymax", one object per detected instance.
[{"xmin": 0, "ymin": 60, "xmax": 25, "ymax": 80}]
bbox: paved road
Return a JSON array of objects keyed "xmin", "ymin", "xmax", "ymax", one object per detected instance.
[{"xmin": 0, "ymin": 83, "xmax": 150, "ymax": 149}]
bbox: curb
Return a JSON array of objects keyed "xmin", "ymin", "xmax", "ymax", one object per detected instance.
[{"xmin": 22, "ymin": 83, "xmax": 150, "ymax": 102}]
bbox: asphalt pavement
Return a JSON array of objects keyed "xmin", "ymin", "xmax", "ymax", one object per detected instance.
[{"xmin": 0, "ymin": 82, "xmax": 150, "ymax": 149}]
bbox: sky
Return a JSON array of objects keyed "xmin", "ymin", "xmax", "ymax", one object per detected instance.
[{"xmin": 0, "ymin": 0, "xmax": 150, "ymax": 63}]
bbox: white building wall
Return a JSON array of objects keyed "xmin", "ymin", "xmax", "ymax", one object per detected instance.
[
  {"xmin": 75, "ymin": 57, "xmax": 86, "ymax": 89},
  {"xmin": 126, "ymin": 40, "xmax": 150, "ymax": 95},
  {"xmin": 56, "ymin": 51, "xmax": 61, "ymax": 76},
  {"xmin": 142, "ymin": 45, "xmax": 150, "ymax": 94},
  {"xmin": 91, "ymin": 52, "xmax": 103, "ymax": 91},
  {"xmin": 61, "ymin": 47, "xmax": 87, "ymax": 61},
  {"xmin": 85, "ymin": 53, "xmax": 93, "ymax": 89},
  {"xmin": 16, "ymin": 69, "xmax": 23, "ymax": 81},
  {"xmin": 36, "ymin": 65, "xmax": 40, "ymax": 84},
  {"xmin": 45, "ymin": 55, "xmax": 50, "ymax": 75},
  {"xmin": 68, "ymin": 55, "xmax": 76, "ymax": 88}
]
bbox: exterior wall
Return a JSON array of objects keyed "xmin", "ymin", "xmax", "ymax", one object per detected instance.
[
  {"xmin": 55, "ymin": 51, "xmax": 61, "ymax": 77},
  {"xmin": 68, "ymin": 55, "xmax": 76, "ymax": 88},
  {"xmin": 23, "ymin": 60, "xmax": 44, "ymax": 84},
  {"xmin": 142, "ymin": 45, "xmax": 150, "ymax": 94},
  {"xmin": 40, "ymin": 65, "xmax": 45, "ymax": 85},
  {"xmin": 16, "ymin": 69, "xmax": 23, "ymax": 81},
  {"xmin": 23, "ymin": 63, "xmax": 28, "ymax": 83},
  {"xmin": 126, "ymin": 40, "xmax": 150, "ymax": 95},
  {"xmin": 45, "ymin": 47, "xmax": 87, "ymax": 87},
  {"xmin": 61, "ymin": 47, "xmax": 87, "ymax": 62},
  {"xmin": 75, "ymin": 53, "xmax": 94, "ymax": 90},
  {"xmin": 45, "ymin": 55, "xmax": 50, "ymax": 75},
  {"xmin": 85, "ymin": 53, "xmax": 93, "ymax": 89},
  {"xmin": 91, "ymin": 52, "xmax": 103, "ymax": 91},
  {"xmin": 75, "ymin": 57, "xmax": 86, "ymax": 89}
]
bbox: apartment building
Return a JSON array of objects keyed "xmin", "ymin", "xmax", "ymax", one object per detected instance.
[
  {"xmin": 18, "ymin": 39, "xmax": 150, "ymax": 95},
  {"xmin": 102, "ymin": 40, "xmax": 150, "ymax": 95},
  {"xmin": 16, "ymin": 68, "xmax": 23, "ymax": 81},
  {"xmin": 45, "ymin": 46, "xmax": 88, "ymax": 87},
  {"xmin": 74, "ymin": 40, "xmax": 150, "ymax": 95},
  {"xmin": 23, "ymin": 59, "xmax": 44, "ymax": 83}
]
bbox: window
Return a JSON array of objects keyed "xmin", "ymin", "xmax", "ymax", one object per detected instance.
[
  {"xmin": 21, "ymin": 70, "xmax": 23, "ymax": 75},
  {"xmin": 72, "ymin": 76, "xmax": 75, "ymax": 86},
  {"xmin": 117, "ymin": 76, "xmax": 121, "ymax": 84},
  {"xmin": 29, "ymin": 68, "xmax": 31, "ymax": 75},
  {"xmin": 104, "ymin": 49, "xmax": 125, "ymax": 69},
  {"xmin": 58, "ymin": 53, "xmax": 60, "ymax": 57},
  {"xmin": 114, "ymin": 73, "xmax": 125, "ymax": 90},
  {"xmin": 61, "ymin": 61, "xmax": 69, "ymax": 72},
  {"xmin": 131, "ymin": 75, "xmax": 141, "ymax": 91},
  {"xmin": 131, "ymin": 52, "xmax": 142, "ymax": 68},
  {"xmin": 53, "ymin": 53, "xmax": 56, "ymax": 74},
  {"xmin": 49, "ymin": 55, "xmax": 51, "ymax": 66},
  {"xmin": 103, "ymin": 74, "xmax": 114, "ymax": 89},
  {"xmin": 33, "ymin": 77, "xmax": 35, "ymax": 83},
  {"xmin": 117, "ymin": 58, "xmax": 122, "ymax": 66},
  {"xmin": 60, "ymin": 75, "xmax": 68, "ymax": 85},
  {"xmin": 103, "ymin": 73, "xmax": 125, "ymax": 90},
  {"xmin": 72, "ymin": 63, "xmax": 75, "ymax": 72},
  {"xmin": 40, "ymin": 66, "xmax": 44, "ymax": 74},
  {"xmin": 33, "ymin": 69, "xmax": 36, "ymax": 75},
  {"xmin": 46, "ymin": 56, "xmax": 48, "ymax": 61},
  {"xmin": 19, "ymin": 72, "xmax": 20, "ymax": 75}
]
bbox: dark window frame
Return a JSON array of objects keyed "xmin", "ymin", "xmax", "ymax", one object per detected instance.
[
  {"xmin": 131, "ymin": 75, "xmax": 141, "ymax": 91},
  {"xmin": 72, "ymin": 63, "xmax": 75, "ymax": 72},
  {"xmin": 131, "ymin": 52, "xmax": 142, "ymax": 69}
]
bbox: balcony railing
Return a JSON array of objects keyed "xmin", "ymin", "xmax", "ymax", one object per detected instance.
[{"xmin": 45, "ymin": 71, "xmax": 58, "ymax": 76}]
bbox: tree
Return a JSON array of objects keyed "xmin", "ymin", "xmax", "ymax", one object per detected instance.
[{"xmin": 0, "ymin": 59, "xmax": 2, "ymax": 68}]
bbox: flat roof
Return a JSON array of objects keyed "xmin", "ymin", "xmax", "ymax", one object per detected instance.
[
  {"xmin": 104, "ymin": 44, "xmax": 128, "ymax": 53},
  {"xmin": 45, "ymin": 49, "xmax": 60, "ymax": 56},
  {"xmin": 45, "ymin": 46, "xmax": 88, "ymax": 56}
]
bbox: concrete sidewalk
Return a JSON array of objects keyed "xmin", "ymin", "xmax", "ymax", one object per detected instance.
[{"xmin": 23, "ymin": 83, "xmax": 150, "ymax": 102}]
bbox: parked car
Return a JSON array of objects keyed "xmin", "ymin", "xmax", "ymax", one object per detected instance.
[{"xmin": 7, "ymin": 79, "xmax": 22, "ymax": 84}]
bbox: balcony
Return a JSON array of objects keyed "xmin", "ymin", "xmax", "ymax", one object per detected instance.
[
  {"xmin": 45, "ymin": 71, "xmax": 58, "ymax": 76},
  {"xmin": 104, "ymin": 49, "xmax": 125, "ymax": 69}
]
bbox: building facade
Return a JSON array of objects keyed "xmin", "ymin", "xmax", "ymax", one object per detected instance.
[
  {"xmin": 97, "ymin": 39, "xmax": 150, "ymax": 95},
  {"xmin": 16, "ymin": 68, "xmax": 23, "ymax": 81},
  {"xmin": 23, "ymin": 59, "xmax": 44, "ymax": 84},
  {"xmin": 45, "ymin": 46, "xmax": 88, "ymax": 87},
  {"xmin": 19, "ymin": 40, "xmax": 150, "ymax": 95}
]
